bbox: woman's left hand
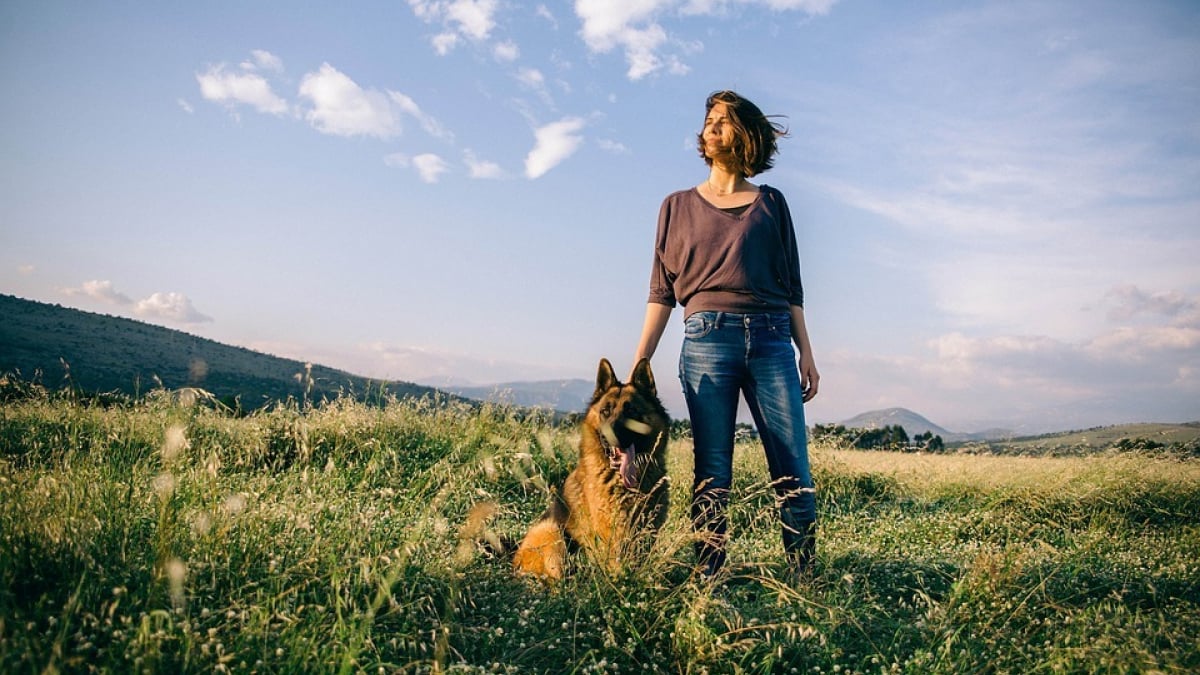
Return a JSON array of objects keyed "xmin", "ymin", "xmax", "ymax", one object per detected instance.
[{"xmin": 799, "ymin": 353, "xmax": 819, "ymax": 402}]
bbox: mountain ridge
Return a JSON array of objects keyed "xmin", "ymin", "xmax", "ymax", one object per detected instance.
[
  {"xmin": 4, "ymin": 295, "xmax": 1193, "ymax": 447},
  {"xmin": 0, "ymin": 294, "xmax": 455, "ymax": 408},
  {"xmin": 836, "ymin": 407, "xmax": 1013, "ymax": 442}
]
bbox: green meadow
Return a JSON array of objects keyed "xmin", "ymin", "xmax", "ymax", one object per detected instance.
[{"xmin": 2, "ymin": 389, "xmax": 1198, "ymax": 674}]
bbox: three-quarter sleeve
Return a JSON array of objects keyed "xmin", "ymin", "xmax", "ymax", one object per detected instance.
[
  {"xmin": 647, "ymin": 197, "xmax": 678, "ymax": 307},
  {"xmin": 772, "ymin": 188, "xmax": 805, "ymax": 308}
]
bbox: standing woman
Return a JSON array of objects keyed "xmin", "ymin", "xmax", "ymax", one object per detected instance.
[{"xmin": 633, "ymin": 90, "xmax": 819, "ymax": 580}]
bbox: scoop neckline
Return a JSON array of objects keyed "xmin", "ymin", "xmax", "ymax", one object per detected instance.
[{"xmin": 691, "ymin": 185, "xmax": 764, "ymax": 218}]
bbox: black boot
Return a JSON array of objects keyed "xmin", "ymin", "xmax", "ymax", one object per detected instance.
[
  {"xmin": 782, "ymin": 519, "xmax": 817, "ymax": 582},
  {"xmin": 693, "ymin": 490, "xmax": 728, "ymax": 580}
]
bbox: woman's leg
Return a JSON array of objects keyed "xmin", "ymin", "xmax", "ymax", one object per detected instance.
[
  {"xmin": 742, "ymin": 315, "xmax": 817, "ymax": 574},
  {"xmin": 679, "ymin": 312, "xmax": 741, "ymax": 577}
]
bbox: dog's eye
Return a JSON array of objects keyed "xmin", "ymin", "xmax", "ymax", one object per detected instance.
[{"xmin": 601, "ymin": 404, "xmax": 614, "ymax": 417}]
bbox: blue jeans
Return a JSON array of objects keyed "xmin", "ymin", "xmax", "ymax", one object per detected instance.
[{"xmin": 679, "ymin": 311, "xmax": 817, "ymax": 575}]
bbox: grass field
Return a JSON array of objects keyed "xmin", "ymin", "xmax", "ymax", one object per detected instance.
[{"xmin": 2, "ymin": 391, "xmax": 1198, "ymax": 673}]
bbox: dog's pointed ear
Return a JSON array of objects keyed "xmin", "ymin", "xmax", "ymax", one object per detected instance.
[
  {"xmin": 631, "ymin": 357, "xmax": 657, "ymax": 397},
  {"xmin": 593, "ymin": 358, "xmax": 619, "ymax": 401}
]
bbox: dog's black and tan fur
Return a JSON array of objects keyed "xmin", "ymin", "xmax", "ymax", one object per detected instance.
[{"xmin": 512, "ymin": 358, "xmax": 670, "ymax": 581}]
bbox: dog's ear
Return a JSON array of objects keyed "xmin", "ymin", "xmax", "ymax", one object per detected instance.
[
  {"xmin": 593, "ymin": 358, "xmax": 619, "ymax": 401},
  {"xmin": 630, "ymin": 358, "xmax": 657, "ymax": 397}
]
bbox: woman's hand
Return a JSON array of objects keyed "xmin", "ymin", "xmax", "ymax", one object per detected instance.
[
  {"xmin": 799, "ymin": 351, "xmax": 819, "ymax": 402},
  {"xmin": 790, "ymin": 305, "xmax": 819, "ymax": 402}
]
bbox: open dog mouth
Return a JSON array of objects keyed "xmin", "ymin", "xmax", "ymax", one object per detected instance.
[{"xmin": 599, "ymin": 419, "xmax": 655, "ymax": 491}]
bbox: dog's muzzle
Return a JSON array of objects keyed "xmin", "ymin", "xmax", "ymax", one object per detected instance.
[{"xmin": 600, "ymin": 419, "xmax": 655, "ymax": 491}]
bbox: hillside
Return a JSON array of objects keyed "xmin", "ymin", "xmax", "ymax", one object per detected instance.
[
  {"xmin": 834, "ymin": 406, "xmax": 1199, "ymax": 455},
  {"xmin": 442, "ymin": 378, "xmax": 595, "ymax": 412},
  {"xmin": 836, "ymin": 407, "xmax": 1010, "ymax": 442},
  {"xmin": 0, "ymin": 294, "xmax": 452, "ymax": 408},
  {"xmin": 964, "ymin": 422, "xmax": 1200, "ymax": 455}
]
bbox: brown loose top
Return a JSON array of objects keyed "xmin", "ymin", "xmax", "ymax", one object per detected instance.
[{"xmin": 647, "ymin": 185, "xmax": 804, "ymax": 316}]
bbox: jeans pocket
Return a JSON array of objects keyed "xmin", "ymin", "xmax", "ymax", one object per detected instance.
[{"xmin": 683, "ymin": 315, "xmax": 712, "ymax": 339}]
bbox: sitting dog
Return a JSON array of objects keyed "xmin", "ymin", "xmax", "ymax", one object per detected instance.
[{"xmin": 512, "ymin": 358, "xmax": 670, "ymax": 581}]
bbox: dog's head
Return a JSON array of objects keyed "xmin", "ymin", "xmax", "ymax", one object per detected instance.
[{"xmin": 587, "ymin": 358, "xmax": 670, "ymax": 491}]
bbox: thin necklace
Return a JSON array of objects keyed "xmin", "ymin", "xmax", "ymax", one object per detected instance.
[{"xmin": 707, "ymin": 178, "xmax": 742, "ymax": 197}]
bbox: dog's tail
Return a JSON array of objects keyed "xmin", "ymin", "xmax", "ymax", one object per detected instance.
[{"xmin": 457, "ymin": 501, "xmax": 517, "ymax": 562}]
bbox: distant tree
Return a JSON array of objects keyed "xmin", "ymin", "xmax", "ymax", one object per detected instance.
[{"xmin": 913, "ymin": 431, "xmax": 945, "ymax": 452}]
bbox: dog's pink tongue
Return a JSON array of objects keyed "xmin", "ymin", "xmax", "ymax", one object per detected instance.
[{"xmin": 620, "ymin": 444, "xmax": 638, "ymax": 489}]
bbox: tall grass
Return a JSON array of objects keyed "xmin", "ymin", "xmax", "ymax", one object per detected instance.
[{"xmin": 1, "ymin": 392, "xmax": 1198, "ymax": 673}]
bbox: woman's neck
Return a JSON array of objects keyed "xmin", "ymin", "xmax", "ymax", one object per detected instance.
[{"xmin": 705, "ymin": 168, "xmax": 746, "ymax": 197}]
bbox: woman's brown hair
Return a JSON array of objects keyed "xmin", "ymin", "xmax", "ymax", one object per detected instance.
[{"xmin": 696, "ymin": 90, "xmax": 789, "ymax": 177}]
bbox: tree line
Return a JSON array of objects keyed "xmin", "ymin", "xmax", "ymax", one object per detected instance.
[{"xmin": 812, "ymin": 423, "xmax": 945, "ymax": 452}]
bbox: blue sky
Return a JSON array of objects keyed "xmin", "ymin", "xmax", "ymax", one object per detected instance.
[{"xmin": 2, "ymin": 1, "xmax": 1197, "ymax": 433}]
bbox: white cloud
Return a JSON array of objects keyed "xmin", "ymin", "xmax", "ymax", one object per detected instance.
[
  {"xmin": 135, "ymin": 292, "xmax": 213, "ymax": 324},
  {"xmin": 63, "ymin": 280, "xmax": 132, "ymax": 305},
  {"xmin": 515, "ymin": 67, "xmax": 554, "ymax": 104},
  {"xmin": 298, "ymin": 63, "xmax": 403, "ymax": 138},
  {"xmin": 516, "ymin": 67, "xmax": 545, "ymax": 88},
  {"xmin": 575, "ymin": 0, "xmax": 835, "ymax": 79},
  {"xmin": 247, "ymin": 49, "xmax": 284, "ymax": 73},
  {"xmin": 432, "ymin": 32, "xmax": 460, "ymax": 55},
  {"xmin": 60, "ymin": 282, "xmax": 213, "ymax": 324},
  {"xmin": 464, "ymin": 150, "xmax": 506, "ymax": 179},
  {"xmin": 385, "ymin": 152, "xmax": 452, "ymax": 182},
  {"xmin": 493, "ymin": 40, "xmax": 520, "ymax": 62},
  {"xmin": 409, "ymin": 0, "xmax": 499, "ymax": 52},
  {"xmin": 196, "ymin": 64, "xmax": 288, "ymax": 115},
  {"xmin": 535, "ymin": 4, "xmax": 558, "ymax": 28},
  {"xmin": 597, "ymin": 138, "xmax": 630, "ymax": 154},
  {"xmin": 390, "ymin": 91, "xmax": 453, "ymax": 140},
  {"xmin": 447, "ymin": 0, "xmax": 497, "ymax": 40},
  {"xmin": 18, "ymin": 264, "xmax": 35, "ymax": 276},
  {"xmin": 290, "ymin": 64, "xmax": 449, "ymax": 141},
  {"xmin": 177, "ymin": 98, "xmax": 194, "ymax": 114},
  {"xmin": 412, "ymin": 153, "xmax": 450, "ymax": 183},
  {"xmin": 525, "ymin": 117, "xmax": 586, "ymax": 179}
]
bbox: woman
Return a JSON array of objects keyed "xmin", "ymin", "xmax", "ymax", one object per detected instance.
[{"xmin": 633, "ymin": 90, "xmax": 819, "ymax": 580}]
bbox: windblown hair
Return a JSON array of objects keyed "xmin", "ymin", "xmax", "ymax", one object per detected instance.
[{"xmin": 696, "ymin": 90, "xmax": 789, "ymax": 177}]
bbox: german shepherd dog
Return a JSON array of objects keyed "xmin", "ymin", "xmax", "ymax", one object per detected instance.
[{"xmin": 511, "ymin": 358, "xmax": 670, "ymax": 581}]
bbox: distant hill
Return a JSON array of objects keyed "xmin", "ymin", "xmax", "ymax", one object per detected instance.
[
  {"xmin": 0, "ymin": 294, "xmax": 455, "ymax": 409},
  {"xmin": 970, "ymin": 422, "xmax": 1200, "ymax": 455},
  {"xmin": 443, "ymin": 379, "xmax": 596, "ymax": 412},
  {"xmin": 837, "ymin": 407, "xmax": 1012, "ymax": 443}
]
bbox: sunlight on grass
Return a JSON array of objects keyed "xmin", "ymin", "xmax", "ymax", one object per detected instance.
[{"xmin": 1, "ymin": 390, "xmax": 1198, "ymax": 673}]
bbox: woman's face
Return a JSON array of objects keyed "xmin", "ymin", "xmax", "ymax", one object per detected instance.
[{"xmin": 702, "ymin": 102, "xmax": 734, "ymax": 158}]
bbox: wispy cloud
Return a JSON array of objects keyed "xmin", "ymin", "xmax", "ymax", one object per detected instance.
[
  {"xmin": 1106, "ymin": 285, "xmax": 1198, "ymax": 323},
  {"xmin": 390, "ymin": 91, "xmax": 453, "ymax": 140},
  {"xmin": 525, "ymin": 117, "xmax": 586, "ymax": 179},
  {"xmin": 384, "ymin": 152, "xmax": 452, "ymax": 182},
  {"xmin": 464, "ymin": 149, "xmax": 505, "ymax": 179},
  {"xmin": 61, "ymin": 281, "xmax": 212, "ymax": 325},
  {"xmin": 574, "ymin": 0, "xmax": 836, "ymax": 79},
  {"xmin": 596, "ymin": 138, "xmax": 630, "ymax": 155},
  {"xmin": 196, "ymin": 62, "xmax": 288, "ymax": 116},
  {"xmin": 821, "ymin": 287, "xmax": 1200, "ymax": 431},
  {"xmin": 243, "ymin": 49, "xmax": 284, "ymax": 73},
  {"xmin": 493, "ymin": 40, "xmax": 519, "ymax": 62},
  {"xmin": 412, "ymin": 153, "xmax": 450, "ymax": 183},
  {"xmin": 198, "ymin": 53, "xmax": 449, "ymax": 147},
  {"xmin": 409, "ymin": 0, "xmax": 500, "ymax": 52}
]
